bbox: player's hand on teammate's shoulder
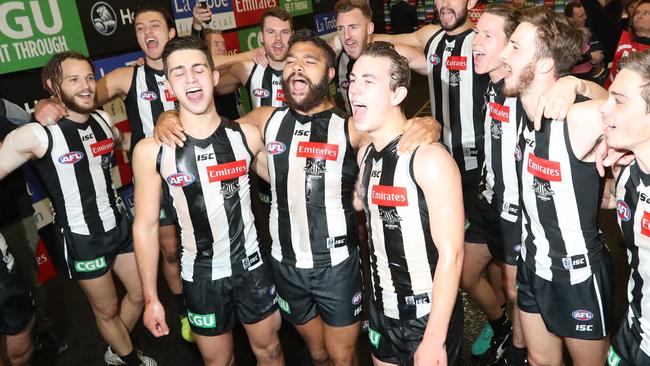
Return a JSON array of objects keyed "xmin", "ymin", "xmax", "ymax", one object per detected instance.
[
  {"xmin": 397, "ymin": 116, "xmax": 441, "ymax": 154},
  {"xmin": 34, "ymin": 96, "xmax": 68, "ymax": 126},
  {"xmin": 154, "ymin": 110, "xmax": 185, "ymax": 147}
]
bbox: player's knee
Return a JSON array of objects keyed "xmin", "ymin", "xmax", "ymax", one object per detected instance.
[
  {"xmin": 460, "ymin": 271, "xmax": 478, "ymax": 292},
  {"xmin": 252, "ymin": 336, "xmax": 283, "ymax": 362},
  {"xmin": 93, "ymin": 301, "xmax": 120, "ymax": 322},
  {"xmin": 7, "ymin": 339, "xmax": 33, "ymax": 365},
  {"xmin": 527, "ymin": 349, "xmax": 557, "ymax": 366},
  {"xmin": 327, "ymin": 344, "xmax": 355, "ymax": 366},
  {"xmin": 505, "ymin": 284, "xmax": 518, "ymax": 304},
  {"xmin": 159, "ymin": 245, "xmax": 179, "ymax": 264},
  {"xmin": 308, "ymin": 347, "xmax": 330, "ymax": 364}
]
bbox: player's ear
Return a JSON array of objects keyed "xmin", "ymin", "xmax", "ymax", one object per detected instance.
[
  {"xmin": 537, "ymin": 57, "xmax": 554, "ymax": 75},
  {"xmin": 467, "ymin": 0, "xmax": 479, "ymax": 10},
  {"xmin": 367, "ymin": 21, "xmax": 375, "ymax": 35},
  {"xmin": 169, "ymin": 27, "xmax": 177, "ymax": 39},
  {"xmin": 46, "ymin": 79, "xmax": 58, "ymax": 97},
  {"xmin": 391, "ymin": 86, "xmax": 408, "ymax": 107},
  {"xmin": 328, "ymin": 67, "xmax": 335, "ymax": 82},
  {"xmin": 212, "ymin": 69, "xmax": 220, "ymax": 87}
]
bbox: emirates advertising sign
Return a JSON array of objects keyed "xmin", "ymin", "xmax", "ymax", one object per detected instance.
[{"xmin": 0, "ymin": 0, "xmax": 88, "ymax": 75}]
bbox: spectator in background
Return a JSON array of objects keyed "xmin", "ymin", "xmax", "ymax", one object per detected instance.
[
  {"xmin": 564, "ymin": 1, "xmax": 606, "ymax": 83},
  {"xmin": 202, "ymin": 29, "xmax": 242, "ymax": 120},
  {"xmin": 390, "ymin": 0, "xmax": 419, "ymax": 34}
]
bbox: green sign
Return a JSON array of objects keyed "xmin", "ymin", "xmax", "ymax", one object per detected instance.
[
  {"xmin": 237, "ymin": 26, "xmax": 261, "ymax": 52},
  {"xmin": 280, "ymin": 0, "xmax": 313, "ymax": 17},
  {"xmin": 0, "ymin": 0, "xmax": 88, "ymax": 75},
  {"xmin": 74, "ymin": 257, "xmax": 107, "ymax": 272}
]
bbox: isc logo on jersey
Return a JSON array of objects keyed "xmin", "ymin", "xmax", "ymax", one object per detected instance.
[
  {"xmin": 266, "ymin": 141, "xmax": 286, "ymax": 155},
  {"xmin": 167, "ymin": 172, "xmax": 195, "ymax": 187},
  {"xmin": 58, "ymin": 151, "xmax": 84, "ymax": 164},
  {"xmin": 253, "ymin": 88, "xmax": 270, "ymax": 98},
  {"xmin": 140, "ymin": 90, "xmax": 158, "ymax": 101},
  {"xmin": 616, "ymin": 200, "xmax": 632, "ymax": 222}
]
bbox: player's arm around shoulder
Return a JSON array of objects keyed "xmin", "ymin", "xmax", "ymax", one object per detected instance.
[
  {"xmin": 240, "ymin": 122, "xmax": 269, "ymax": 182},
  {"xmin": 566, "ymin": 99, "xmax": 605, "ymax": 162},
  {"xmin": 236, "ymin": 105, "xmax": 275, "ymax": 135},
  {"xmin": 96, "ymin": 66, "xmax": 134, "ymax": 106},
  {"xmin": 394, "ymin": 43, "xmax": 428, "ymax": 76},
  {"xmin": 0, "ymin": 123, "xmax": 48, "ymax": 179},
  {"xmin": 374, "ymin": 24, "xmax": 439, "ymax": 49}
]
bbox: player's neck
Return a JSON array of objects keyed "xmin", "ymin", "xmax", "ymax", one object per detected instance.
[
  {"xmin": 445, "ymin": 19, "xmax": 473, "ymax": 36},
  {"xmin": 66, "ymin": 110, "xmax": 91, "ymax": 124},
  {"xmin": 368, "ymin": 109, "xmax": 406, "ymax": 151},
  {"xmin": 634, "ymin": 143, "xmax": 650, "ymax": 174},
  {"xmin": 268, "ymin": 58, "xmax": 286, "ymax": 71},
  {"xmin": 489, "ymin": 65, "xmax": 508, "ymax": 83},
  {"xmin": 179, "ymin": 104, "xmax": 221, "ymax": 140},
  {"xmin": 293, "ymin": 99, "xmax": 335, "ymax": 116},
  {"xmin": 521, "ymin": 76, "xmax": 557, "ymax": 122},
  {"xmin": 146, "ymin": 57, "xmax": 164, "ymax": 71}
]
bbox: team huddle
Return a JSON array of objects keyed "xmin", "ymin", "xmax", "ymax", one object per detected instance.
[{"xmin": 0, "ymin": 1, "xmax": 649, "ymax": 366}]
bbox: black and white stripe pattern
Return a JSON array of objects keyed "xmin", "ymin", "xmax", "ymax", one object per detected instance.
[
  {"xmin": 519, "ymin": 116, "xmax": 605, "ymax": 284},
  {"xmin": 158, "ymin": 119, "xmax": 260, "ymax": 282},
  {"xmin": 424, "ymin": 29, "xmax": 489, "ymax": 183},
  {"xmin": 265, "ymin": 107, "xmax": 358, "ymax": 268},
  {"xmin": 359, "ymin": 138, "xmax": 437, "ymax": 320},
  {"xmin": 615, "ymin": 162, "xmax": 650, "ymax": 355},
  {"xmin": 480, "ymin": 79, "xmax": 523, "ymax": 222},
  {"xmin": 124, "ymin": 65, "xmax": 177, "ymax": 153},
  {"xmin": 0, "ymin": 233, "xmax": 14, "ymax": 274},
  {"xmin": 335, "ymin": 51, "xmax": 355, "ymax": 114},
  {"xmin": 32, "ymin": 112, "xmax": 120, "ymax": 235},
  {"xmin": 245, "ymin": 64, "xmax": 285, "ymax": 109}
]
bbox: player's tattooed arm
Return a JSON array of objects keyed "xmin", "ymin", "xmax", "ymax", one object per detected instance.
[{"xmin": 0, "ymin": 123, "xmax": 48, "ymax": 179}]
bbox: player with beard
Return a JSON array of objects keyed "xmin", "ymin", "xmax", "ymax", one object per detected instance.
[
  {"xmin": 132, "ymin": 36, "xmax": 283, "ymax": 366},
  {"xmin": 499, "ymin": 6, "xmax": 613, "ymax": 366},
  {"xmin": 0, "ymin": 52, "xmax": 155, "ymax": 366},
  {"xmin": 32, "ymin": 6, "xmax": 197, "ymax": 342}
]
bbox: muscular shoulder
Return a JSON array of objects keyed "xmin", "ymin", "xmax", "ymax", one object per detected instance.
[
  {"xmin": 132, "ymin": 136, "xmax": 160, "ymax": 160},
  {"xmin": 413, "ymin": 143, "xmax": 458, "ymax": 181}
]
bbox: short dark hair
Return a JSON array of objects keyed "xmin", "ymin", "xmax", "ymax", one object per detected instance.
[
  {"xmin": 162, "ymin": 36, "xmax": 214, "ymax": 75},
  {"xmin": 335, "ymin": 0, "xmax": 373, "ymax": 19},
  {"xmin": 483, "ymin": 4, "xmax": 521, "ymax": 39},
  {"xmin": 134, "ymin": 6, "xmax": 175, "ymax": 31},
  {"xmin": 520, "ymin": 6, "xmax": 585, "ymax": 77},
  {"xmin": 261, "ymin": 7, "xmax": 293, "ymax": 30},
  {"xmin": 361, "ymin": 42, "xmax": 411, "ymax": 91},
  {"xmin": 42, "ymin": 51, "xmax": 94, "ymax": 96},
  {"xmin": 564, "ymin": 1, "xmax": 584, "ymax": 18},
  {"xmin": 620, "ymin": 49, "xmax": 650, "ymax": 112},
  {"xmin": 288, "ymin": 29, "xmax": 336, "ymax": 69}
]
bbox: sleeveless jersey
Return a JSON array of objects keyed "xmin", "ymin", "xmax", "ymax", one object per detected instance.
[
  {"xmin": 265, "ymin": 107, "xmax": 358, "ymax": 268},
  {"xmin": 615, "ymin": 162, "xmax": 650, "ymax": 356},
  {"xmin": 158, "ymin": 118, "xmax": 261, "ymax": 282},
  {"xmin": 480, "ymin": 79, "xmax": 524, "ymax": 222},
  {"xmin": 334, "ymin": 51, "xmax": 355, "ymax": 114},
  {"xmin": 424, "ymin": 28, "xmax": 489, "ymax": 186},
  {"xmin": 124, "ymin": 64, "xmax": 178, "ymax": 153},
  {"xmin": 31, "ymin": 112, "xmax": 120, "ymax": 235},
  {"xmin": 245, "ymin": 64, "xmax": 286, "ymax": 109},
  {"xmin": 518, "ymin": 113, "xmax": 605, "ymax": 284},
  {"xmin": 359, "ymin": 137, "xmax": 438, "ymax": 320}
]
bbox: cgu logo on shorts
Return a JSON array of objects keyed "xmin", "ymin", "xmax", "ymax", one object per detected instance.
[
  {"xmin": 74, "ymin": 257, "xmax": 107, "ymax": 272},
  {"xmin": 277, "ymin": 295, "xmax": 291, "ymax": 314},
  {"xmin": 187, "ymin": 311, "xmax": 217, "ymax": 329},
  {"xmin": 140, "ymin": 90, "xmax": 158, "ymax": 101},
  {"xmin": 371, "ymin": 185, "xmax": 408, "ymax": 207},
  {"xmin": 266, "ymin": 141, "xmax": 286, "ymax": 155},
  {"xmin": 253, "ymin": 88, "xmax": 270, "ymax": 98},
  {"xmin": 368, "ymin": 327, "xmax": 381, "ymax": 349},
  {"xmin": 58, "ymin": 151, "xmax": 84, "ymax": 164},
  {"xmin": 166, "ymin": 172, "xmax": 195, "ymax": 187}
]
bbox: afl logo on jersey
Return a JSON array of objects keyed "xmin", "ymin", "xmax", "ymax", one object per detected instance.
[
  {"xmin": 429, "ymin": 54, "xmax": 440, "ymax": 65},
  {"xmin": 58, "ymin": 151, "xmax": 84, "ymax": 164},
  {"xmin": 266, "ymin": 141, "xmax": 286, "ymax": 155},
  {"xmin": 571, "ymin": 310, "xmax": 594, "ymax": 321},
  {"xmin": 166, "ymin": 173, "xmax": 195, "ymax": 187},
  {"xmin": 140, "ymin": 91, "xmax": 158, "ymax": 101},
  {"xmin": 514, "ymin": 145, "xmax": 522, "ymax": 161},
  {"xmin": 352, "ymin": 291, "xmax": 362, "ymax": 305},
  {"xmin": 253, "ymin": 88, "xmax": 270, "ymax": 98},
  {"xmin": 616, "ymin": 200, "xmax": 632, "ymax": 222}
]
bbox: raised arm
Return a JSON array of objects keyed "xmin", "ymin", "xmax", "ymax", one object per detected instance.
[
  {"xmin": 0, "ymin": 123, "xmax": 48, "ymax": 179},
  {"xmin": 236, "ymin": 105, "xmax": 274, "ymax": 135},
  {"xmin": 95, "ymin": 66, "xmax": 134, "ymax": 106},
  {"xmin": 131, "ymin": 137, "xmax": 168, "ymax": 337},
  {"xmin": 413, "ymin": 143, "xmax": 464, "ymax": 366},
  {"xmin": 373, "ymin": 24, "xmax": 439, "ymax": 49},
  {"xmin": 394, "ymin": 43, "xmax": 428, "ymax": 76}
]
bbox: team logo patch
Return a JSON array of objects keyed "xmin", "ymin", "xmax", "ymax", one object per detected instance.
[
  {"xmin": 371, "ymin": 185, "xmax": 408, "ymax": 206},
  {"xmin": 490, "ymin": 120, "xmax": 503, "ymax": 140},
  {"xmin": 58, "ymin": 151, "xmax": 84, "ymax": 164},
  {"xmin": 352, "ymin": 291, "xmax": 362, "ymax": 305},
  {"xmin": 253, "ymin": 88, "xmax": 271, "ymax": 98},
  {"xmin": 513, "ymin": 244, "xmax": 521, "ymax": 253},
  {"xmin": 166, "ymin": 172, "xmax": 195, "ymax": 187},
  {"xmin": 340, "ymin": 80, "xmax": 350, "ymax": 90},
  {"xmin": 532, "ymin": 179, "xmax": 555, "ymax": 201},
  {"xmin": 429, "ymin": 54, "xmax": 441, "ymax": 65},
  {"xmin": 572, "ymin": 309, "xmax": 594, "ymax": 321},
  {"xmin": 266, "ymin": 141, "xmax": 286, "ymax": 155},
  {"xmin": 616, "ymin": 200, "xmax": 632, "ymax": 222},
  {"xmin": 140, "ymin": 90, "xmax": 158, "ymax": 101},
  {"xmin": 91, "ymin": 138, "xmax": 114, "ymax": 157},
  {"xmin": 90, "ymin": 2, "xmax": 117, "ymax": 36},
  {"xmin": 379, "ymin": 208, "xmax": 403, "ymax": 229},
  {"xmin": 269, "ymin": 285, "xmax": 276, "ymax": 296},
  {"xmin": 207, "ymin": 160, "xmax": 247, "ymax": 183},
  {"xmin": 527, "ymin": 153, "xmax": 562, "ymax": 181}
]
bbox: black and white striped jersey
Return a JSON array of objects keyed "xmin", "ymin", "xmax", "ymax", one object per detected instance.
[
  {"xmin": 124, "ymin": 65, "xmax": 178, "ymax": 153},
  {"xmin": 359, "ymin": 137, "xmax": 438, "ymax": 320},
  {"xmin": 31, "ymin": 112, "xmax": 121, "ymax": 236},
  {"xmin": 158, "ymin": 118, "xmax": 261, "ymax": 282},
  {"xmin": 480, "ymin": 79, "xmax": 523, "ymax": 222},
  {"xmin": 334, "ymin": 51, "xmax": 355, "ymax": 114},
  {"xmin": 518, "ymin": 114, "xmax": 606, "ymax": 284},
  {"xmin": 0, "ymin": 234, "xmax": 15, "ymax": 275},
  {"xmin": 615, "ymin": 162, "xmax": 650, "ymax": 356},
  {"xmin": 245, "ymin": 64, "xmax": 286, "ymax": 109},
  {"xmin": 264, "ymin": 107, "xmax": 358, "ymax": 268},
  {"xmin": 424, "ymin": 28, "xmax": 489, "ymax": 188}
]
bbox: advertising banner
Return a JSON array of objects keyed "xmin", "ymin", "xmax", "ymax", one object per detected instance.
[
  {"xmin": 232, "ymin": 0, "xmax": 279, "ymax": 28},
  {"xmin": 313, "ymin": 11, "xmax": 336, "ymax": 36},
  {"xmin": 0, "ymin": 0, "xmax": 88, "ymax": 75},
  {"xmin": 280, "ymin": 0, "xmax": 313, "ymax": 17},
  {"xmin": 170, "ymin": 0, "xmax": 236, "ymax": 35}
]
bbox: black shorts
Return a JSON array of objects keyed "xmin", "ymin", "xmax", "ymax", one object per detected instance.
[
  {"xmin": 608, "ymin": 312, "xmax": 650, "ymax": 366},
  {"xmin": 159, "ymin": 187, "xmax": 177, "ymax": 227},
  {"xmin": 467, "ymin": 197, "xmax": 521, "ymax": 265},
  {"xmin": 182, "ymin": 260, "xmax": 277, "ymax": 336},
  {"xmin": 0, "ymin": 269, "xmax": 34, "ymax": 335},
  {"xmin": 270, "ymin": 249, "xmax": 363, "ymax": 327},
  {"xmin": 517, "ymin": 257, "xmax": 613, "ymax": 340},
  {"xmin": 59, "ymin": 215, "xmax": 133, "ymax": 280},
  {"xmin": 367, "ymin": 296, "xmax": 463, "ymax": 366}
]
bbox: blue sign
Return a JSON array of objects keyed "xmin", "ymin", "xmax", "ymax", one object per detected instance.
[
  {"xmin": 314, "ymin": 11, "xmax": 336, "ymax": 36},
  {"xmin": 169, "ymin": 0, "xmax": 233, "ymax": 20},
  {"xmin": 92, "ymin": 51, "xmax": 144, "ymax": 79}
]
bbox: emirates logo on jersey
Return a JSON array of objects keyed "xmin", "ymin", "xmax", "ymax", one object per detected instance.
[
  {"xmin": 207, "ymin": 160, "xmax": 248, "ymax": 183},
  {"xmin": 140, "ymin": 90, "xmax": 158, "ymax": 101},
  {"xmin": 297, "ymin": 142, "xmax": 339, "ymax": 161},
  {"xmin": 167, "ymin": 172, "xmax": 195, "ymax": 187},
  {"xmin": 527, "ymin": 153, "xmax": 562, "ymax": 182},
  {"xmin": 489, "ymin": 102, "xmax": 510, "ymax": 123},
  {"xmin": 641, "ymin": 211, "xmax": 650, "ymax": 237},
  {"xmin": 253, "ymin": 88, "xmax": 271, "ymax": 98},
  {"xmin": 446, "ymin": 56, "xmax": 467, "ymax": 71},
  {"xmin": 371, "ymin": 185, "xmax": 408, "ymax": 206},
  {"xmin": 616, "ymin": 200, "xmax": 632, "ymax": 222},
  {"xmin": 58, "ymin": 151, "xmax": 84, "ymax": 164},
  {"xmin": 277, "ymin": 89, "xmax": 286, "ymax": 102},
  {"xmin": 164, "ymin": 89, "xmax": 177, "ymax": 102},
  {"xmin": 90, "ymin": 138, "xmax": 114, "ymax": 157}
]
